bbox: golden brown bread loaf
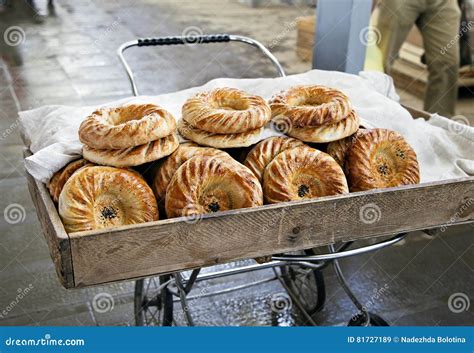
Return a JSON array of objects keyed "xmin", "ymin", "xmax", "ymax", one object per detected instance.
[
  {"xmin": 287, "ymin": 109, "xmax": 360, "ymax": 143},
  {"xmin": 182, "ymin": 88, "xmax": 271, "ymax": 134},
  {"xmin": 58, "ymin": 166, "xmax": 158, "ymax": 233},
  {"xmin": 243, "ymin": 136, "xmax": 304, "ymax": 182},
  {"xmin": 178, "ymin": 119, "xmax": 263, "ymax": 148},
  {"xmin": 263, "ymin": 145, "xmax": 348, "ymax": 203},
  {"xmin": 79, "ymin": 104, "xmax": 176, "ymax": 149},
  {"xmin": 152, "ymin": 142, "xmax": 230, "ymax": 203},
  {"xmin": 270, "ymin": 85, "xmax": 352, "ymax": 128},
  {"xmin": 346, "ymin": 128, "xmax": 420, "ymax": 191},
  {"xmin": 47, "ymin": 159, "xmax": 94, "ymax": 203},
  {"xmin": 326, "ymin": 128, "xmax": 366, "ymax": 168},
  {"xmin": 83, "ymin": 134, "xmax": 179, "ymax": 167},
  {"xmin": 165, "ymin": 155, "xmax": 263, "ymax": 218}
]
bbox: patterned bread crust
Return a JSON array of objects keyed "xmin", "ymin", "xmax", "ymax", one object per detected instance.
[
  {"xmin": 270, "ymin": 85, "xmax": 352, "ymax": 128},
  {"xmin": 346, "ymin": 128, "xmax": 420, "ymax": 191},
  {"xmin": 182, "ymin": 88, "xmax": 271, "ymax": 134},
  {"xmin": 263, "ymin": 146, "xmax": 348, "ymax": 204},
  {"xmin": 83, "ymin": 134, "xmax": 179, "ymax": 167},
  {"xmin": 152, "ymin": 142, "xmax": 230, "ymax": 202},
  {"xmin": 79, "ymin": 104, "xmax": 177, "ymax": 149},
  {"xmin": 178, "ymin": 119, "xmax": 263, "ymax": 148},
  {"xmin": 47, "ymin": 159, "xmax": 94, "ymax": 203},
  {"xmin": 286, "ymin": 109, "xmax": 359, "ymax": 143},
  {"xmin": 165, "ymin": 155, "xmax": 263, "ymax": 218},
  {"xmin": 58, "ymin": 166, "xmax": 158, "ymax": 233},
  {"xmin": 243, "ymin": 136, "xmax": 305, "ymax": 183},
  {"xmin": 327, "ymin": 128, "xmax": 366, "ymax": 168}
]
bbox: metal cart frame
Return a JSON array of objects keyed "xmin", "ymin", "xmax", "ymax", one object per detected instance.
[{"xmin": 117, "ymin": 34, "xmax": 410, "ymax": 327}]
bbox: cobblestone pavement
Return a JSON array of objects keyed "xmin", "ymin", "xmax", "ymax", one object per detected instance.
[{"xmin": 0, "ymin": 0, "xmax": 472, "ymax": 326}]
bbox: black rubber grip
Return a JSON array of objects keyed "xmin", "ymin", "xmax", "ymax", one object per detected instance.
[{"xmin": 137, "ymin": 34, "xmax": 230, "ymax": 46}]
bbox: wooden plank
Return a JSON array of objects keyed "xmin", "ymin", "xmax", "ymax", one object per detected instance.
[
  {"xmin": 23, "ymin": 150, "xmax": 74, "ymax": 288},
  {"xmin": 69, "ymin": 178, "xmax": 474, "ymax": 287}
]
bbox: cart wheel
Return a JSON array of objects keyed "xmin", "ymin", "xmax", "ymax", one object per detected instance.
[
  {"xmin": 281, "ymin": 263, "xmax": 326, "ymax": 316},
  {"xmin": 347, "ymin": 312, "xmax": 389, "ymax": 326},
  {"xmin": 134, "ymin": 275, "xmax": 174, "ymax": 326}
]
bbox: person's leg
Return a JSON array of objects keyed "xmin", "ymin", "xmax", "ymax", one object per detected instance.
[
  {"xmin": 417, "ymin": 0, "xmax": 461, "ymax": 116},
  {"xmin": 375, "ymin": 0, "xmax": 423, "ymax": 72}
]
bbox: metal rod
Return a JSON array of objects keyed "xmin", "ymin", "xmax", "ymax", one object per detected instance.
[
  {"xmin": 174, "ymin": 273, "xmax": 195, "ymax": 326},
  {"xmin": 173, "ymin": 276, "xmax": 277, "ymax": 302},
  {"xmin": 117, "ymin": 40, "xmax": 140, "ymax": 96},
  {"xmin": 191, "ymin": 260, "xmax": 287, "ymax": 282},
  {"xmin": 329, "ymin": 244, "xmax": 370, "ymax": 326},
  {"xmin": 272, "ymin": 234, "xmax": 407, "ymax": 262}
]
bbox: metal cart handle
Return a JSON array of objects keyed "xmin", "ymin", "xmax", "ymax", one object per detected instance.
[{"xmin": 117, "ymin": 34, "xmax": 286, "ymax": 96}]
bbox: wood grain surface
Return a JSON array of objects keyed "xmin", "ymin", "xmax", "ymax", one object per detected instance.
[
  {"xmin": 68, "ymin": 178, "xmax": 473, "ymax": 287},
  {"xmin": 24, "ymin": 150, "xmax": 74, "ymax": 288}
]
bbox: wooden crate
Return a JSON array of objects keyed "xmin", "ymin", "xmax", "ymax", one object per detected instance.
[{"xmin": 25, "ymin": 107, "xmax": 474, "ymax": 289}]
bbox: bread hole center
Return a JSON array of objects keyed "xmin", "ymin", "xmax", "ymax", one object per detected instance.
[
  {"xmin": 200, "ymin": 185, "xmax": 233, "ymax": 213},
  {"xmin": 290, "ymin": 95, "xmax": 329, "ymax": 107},
  {"xmin": 94, "ymin": 196, "xmax": 124, "ymax": 228},
  {"xmin": 109, "ymin": 109, "xmax": 151, "ymax": 125},
  {"xmin": 101, "ymin": 206, "xmax": 118, "ymax": 220},
  {"xmin": 215, "ymin": 97, "xmax": 249, "ymax": 111},
  {"xmin": 207, "ymin": 202, "xmax": 220, "ymax": 212},
  {"xmin": 298, "ymin": 184, "xmax": 310, "ymax": 197},
  {"xmin": 374, "ymin": 147, "xmax": 396, "ymax": 180},
  {"xmin": 293, "ymin": 173, "xmax": 323, "ymax": 198}
]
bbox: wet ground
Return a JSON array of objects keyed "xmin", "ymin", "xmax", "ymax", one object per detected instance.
[{"xmin": 0, "ymin": 0, "xmax": 473, "ymax": 326}]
